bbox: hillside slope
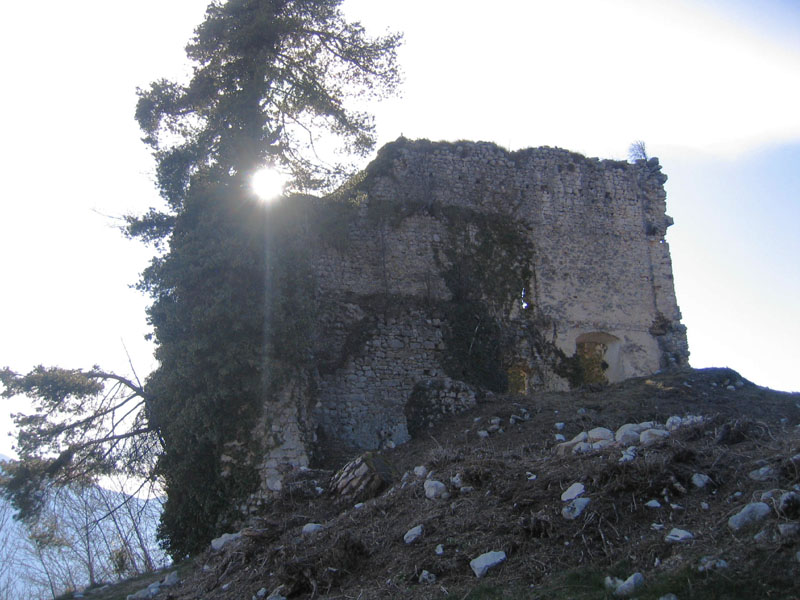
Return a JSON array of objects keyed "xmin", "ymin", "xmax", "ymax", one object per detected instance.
[{"xmin": 81, "ymin": 368, "xmax": 800, "ymax": 600}]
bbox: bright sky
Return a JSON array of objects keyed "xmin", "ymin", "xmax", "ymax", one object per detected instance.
[{"xmin": 1, "ymin": 0, "xmax": 798, "ymax": 457}]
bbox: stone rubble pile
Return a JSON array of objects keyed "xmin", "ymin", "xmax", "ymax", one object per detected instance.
[
  {"xmin": 552, "ymin": 414, "xmax": 705, "ymax": 457},
  {"xmin": 125, "ymin": 571, "xmax": 179, "ymax": 600},
  {"xmin": 151, "ymin": 395, "xmax": 797, "ymax": 599}
]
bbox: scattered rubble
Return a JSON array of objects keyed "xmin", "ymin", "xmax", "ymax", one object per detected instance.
[{"xmin": 119, "ymin": 368, "xmax": 799, "ymax": 600}]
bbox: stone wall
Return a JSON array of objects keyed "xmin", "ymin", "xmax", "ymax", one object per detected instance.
[{"xmin": 251, "ymin": 138, "xmax": 689, "ymax": 494}]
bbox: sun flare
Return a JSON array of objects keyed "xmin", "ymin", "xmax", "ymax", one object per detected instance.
[{"xmin": 251, "ymin": 167, "xmax": 286, "ymax": 201}]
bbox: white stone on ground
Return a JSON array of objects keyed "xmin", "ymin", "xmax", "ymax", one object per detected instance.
[
  {"xmin": 554, "ymin": 431, "xmax": 588, "ymax": 455},
  {"xmin": 302, "ymin": 523, "xmax": 324, "ymax": 536},
  {"xmin": 404, "ymin": 525, "xmax": 423, "ymax": 544},
  {"xmin": 555, "ymin": 433, "xmax": 566, "ymax": 442},
  {"xmin": 587, "ymin": 427, "xmax": 614, "ymax": 442},
  {"xmin": 561, "ymin": 482, "xmax": 585, "ymax": 501},
  {"xmin": 645, "ymin": 499, "xmax": 661, "ymax": 508},
  {"xmin": 562, "ymin": 497, "xmax": 590, "ymax": 520},
  {"xmin": 779, "ymin": 491, "xmax": 800, "ymax": 516},
  {"xmin": 615, "ymin": 423, "xmax": 646, "ymax": 441},
  {"xmin": 424, "ymin": 479, "xmax": 449, "ymax": 499},
  {"xmin": 418, "ymin": 570, "xmax": 436, "ymax": 584},
  {"xmin": 760, "ymin": 489, "xmax": 784, "ymax": 502},
  {"xmin": 691, "ymin": 473, "xmax": 711, "ymax": 488},
  {"xmin": 616, "ymin": 428, "xmax": 641, "ymax": 446},
  {"xmin": 665, "ymin": 416, "xmax": 682, "ymax": 430},
  {"xmin": 748, "ymin": 466, "xmax": 776, "ymax": 481},
  {"xmin": 210, "ymin": 531, "xmax": 242, "ymax": 551},
  {"xmin": 413, "ymin": 465, "xmax": 428, "ymax": 478},
  {"xmin": 665, "ymin": 528, "xmax": 693, "ymax": 543},
  {"xmin": 555, "ymin": 422, "xmax": 565, "ymax": 430},
  {"xmin": 640, "ymin": 429, "xmax": 670, "ymax": 445},
  {"xmin": 435, "ymin": 544, "xmax": 444, "ymax": 555},
  {"xmin": 572, "ymin": 442, "xmax": 593, "ymax": 454},
  {"xmin": 604, "ymin": 576, "xmax": 623, "ymax": 591},
  {"xmin": 613, "ymin": 572, "xmax": 644, "ymax": 597},
  {"xmin": 469, "ymin": 551, "xmax": 507, "ymax": 578},
  {"xmin": 698, "ymin": 556, "xmax": 728, "ymax": 571},
  {"xmin": 619, "ymin": 447, "xmax": 637, "ymax": 463},
  {"xmin": 477, "ymin": 430, "xmax": 489, "ymax": 438},
  {"xmin": 728, "ymin": 502, "xmax": 771, "ymax": 531},
  {"xmin": 592, "ymin": 439, "xmax": 614, "ymax": 450}
]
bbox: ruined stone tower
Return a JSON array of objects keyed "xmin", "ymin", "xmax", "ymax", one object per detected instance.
[{"xmin": 253, "ymin": 138, "xmax": 689, "ymax": 495}]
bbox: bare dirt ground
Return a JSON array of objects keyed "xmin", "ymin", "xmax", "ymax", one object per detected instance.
[{"xmin": 81, "ymin": 368, "xmax": 800, "ymax": 600}]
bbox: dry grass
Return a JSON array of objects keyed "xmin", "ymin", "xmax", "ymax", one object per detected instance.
[{"xmin": 81, "ymin": 368, "xmax": 800, "ymax": 600}]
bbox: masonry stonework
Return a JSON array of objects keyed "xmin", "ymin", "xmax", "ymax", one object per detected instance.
[{"xmin": 252, "ymin": 138, "xmax": 689, "ymax": 498}]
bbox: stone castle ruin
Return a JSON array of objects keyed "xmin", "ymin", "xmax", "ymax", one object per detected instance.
[{"xmin": 252, "ymin": 138, "xmax": 689, "ymax": 496}]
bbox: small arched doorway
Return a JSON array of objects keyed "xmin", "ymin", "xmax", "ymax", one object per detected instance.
[
  {"xmin": 506, "ymin": 364, "xmax": 530, "ymax": 395},
  {"xmin": 575, "ymin": 332, "xmax": 622, "ymax": 384}
]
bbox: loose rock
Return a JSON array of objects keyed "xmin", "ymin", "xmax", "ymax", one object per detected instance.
[
  {"xmin": 211, "ymin": 531, "xmax": 242, "ymax": 551},
  {"xmin": 666, "ymin": 416, "xmax": 682, "ymax": 431},
  {"xmin": 619, "ymin": 447, "xmax": 637, "ymax": 463},
  {"xmin": 748, "ymin": 466, "xmax": 776, "ymax": 482},
  {"xmin": 728, "ymin": 502, "xmax": 771, "ymax": 532},
  {"xmin": 561, "ymin": 482, "xmax": 585, "ymax": 501},
  {"xmin": 665, "ymin": 528, "xmax": 693, "ymax": 543},
  {"xmin": 698, "ymin": 556, "xmax": 728, "ymax": 571},
  {"xmin": 616, "ymin": 423, "xmax": 646, "ymax": 444},
  {"xmin": 424, "ymin": 479, "xmax": 449, "ymax": 499},
  {"xmin": 572, "ymin": 442, "xmax": 593, "ymax": 454},
  {"xmin": 302, "ymin": 523, "xmax": 324, "ymax": 536},
  {"xmin": 613, "ymin": 572, "xmax": 644, "ymax": 597},
  {"xmin": 418, "ymin": 570, "xmax": 436, "ymax": 584},
  {"xmin": 469, "ymin": 551, "xmax": 507, "ymax": 578},
  {"xmin": 404, "ymin": 525, "xmax": 424, "ymax": 544},
  {"xmin": 562, "ymin": 497, "xmax": 591, "ymax": 520},
  {"xmin": 592, "ymin": 439, "xmax": 614, "ymax": 450},
  {"xmin": 330, "ymin": 452, "xmax": 394, "ymax": 502},
  {"xmin": 640, "ymin": 429, "xmax": 670, "ymax": 445},
  {"xmin": 554, "ymin": 431, "xmax": 588, "ymax": 455},
  {"xmin": 778, "ymin": 491, "xmax": 800, "ymax": 518},
  {"xmin": 587, "ymin": 427, "xmax": 613, "ymax": 442}
]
